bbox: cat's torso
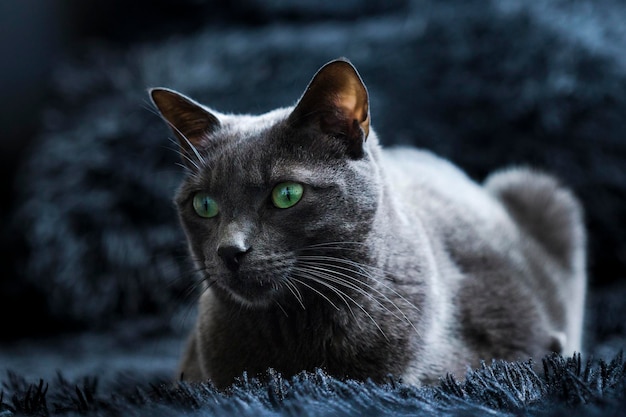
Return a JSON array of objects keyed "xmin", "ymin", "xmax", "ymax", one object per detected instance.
[{"xmin": 176, "ymin": 140, "xmax": 584, "ymax": 388}]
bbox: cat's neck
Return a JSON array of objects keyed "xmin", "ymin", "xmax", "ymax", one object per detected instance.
[{"xmin": 365, "ymin": 136, "xmax": 431, "ymax": 272}]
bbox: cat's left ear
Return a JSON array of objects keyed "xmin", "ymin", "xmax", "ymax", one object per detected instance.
[
  {"xmin": 149, "ymin": 88, "xmax": 220, "ymax": 168},
  {"xmin": 288, "ymin": 58, "xmax": 370, "ymax": 159}
]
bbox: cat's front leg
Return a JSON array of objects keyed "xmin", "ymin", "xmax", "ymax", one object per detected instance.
[{"xmin": 177, "ymin": 331, "xmax": 205, "ymax": 383}]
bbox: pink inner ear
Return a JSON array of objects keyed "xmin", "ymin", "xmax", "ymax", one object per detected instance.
[
  {"xmin": 335, "ymin": 94, "xmax": 359, "ymax": 117},
  {"xmin": 288, "ymin": 59, "xmax": 371, "ymax": 146},
  {"xmin": 333, "ymin": 83, "xmax": 369, "ymax": 138}
]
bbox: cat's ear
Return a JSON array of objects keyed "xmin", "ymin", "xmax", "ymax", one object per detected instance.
[
  {"xmin": 288, "ymin": 58, "xmax": 370, "ymax": 159},
  {"xmin": 149, "ymin": 88, "xmax": 220, "ymax": 167}
]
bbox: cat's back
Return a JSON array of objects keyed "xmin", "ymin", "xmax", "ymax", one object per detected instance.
[
  {"xmin": 379, "ymin": 145, "xmax": 512, "ymax": 238},
  {"xmin": 378, "ymin": 144, "xmax": 587, "ymax": 359},
  {"xmin": 379, "ymin": 144, "xmax": 584, "ymax": 268}
]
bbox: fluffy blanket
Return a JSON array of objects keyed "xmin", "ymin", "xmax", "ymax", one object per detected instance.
[
  {"xmin": 2, "ymin": 0, "xmax": 625, "ymax": 415},
  {"xmin": 2, "ymin": 353, "xmax": 626, "ymax": 416}
]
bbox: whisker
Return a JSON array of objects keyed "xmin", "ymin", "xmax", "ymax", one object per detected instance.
[
  {"xmin": 299, "ymin": 255, "xmax": 421, "ymax": 313},
  {"xmin": 298, "ymin": 264, "xmax": 403, "ymax": 321},
  {"xmin": 302, "ymin": 278, "xmax": 389, "ymax": 341},
  {"xmin": 166, "ymin": 136, "xmax": 204, "ymax": 173},
  {"xmin": 294, "ymin": 269, "xmax": 388, "ymax": 341},
  {"xmin": 297, "ymin": 259, "xmax": 421, "ymax": 337},
  {"xmin": 162, "ymin": 137, "xmax": 203, "ymax": 178},
  {"xmin": 151, "ymin": 109, "xmax": 206, "ymax": 174},
  {"xmin": 296, "ymin": 264, "xmax": 409, "ymax": 334},
  {"xmin": 290, "ymin": 276, "xmax": 341, "ymax": 311},
  {"xmin": 274, "ymin": 300, "xmax": 289, "ymax": 317},
  {"xmin": 163, "ymin": 135, "xmax": 197, "ymax": 170},
  {"xmin": 289, "ymin": 279, "xmax": 304, "ymax": 306},
  {"xmin": 170, "ymin": 274, "xmax": 215, "ymax": 332},
  {"xmin": 161, "ymin": 263, "xmax": 205, "ymax": 300},
  {"xmin": 165, "ymin": 120, "xmax": 206, "ymax": 169},
  {"xmin": 293, "ymin": 269, "xmax": 357, "ymax": 321},
  {"xmin": 284, "ymin": 279, "xmax": 306, "ymax": 310},
  {"xmin": 297, "ymin": 244, "xmax": 413, "ymax": 293},
  {"xmin": 297, "ymin": 241, "xmax": 369, "ymax": 252}
]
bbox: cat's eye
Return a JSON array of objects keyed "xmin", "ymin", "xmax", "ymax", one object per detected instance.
[
  {"xmin": 192, "ymin": 192, "xmax": 219, "ymax": 218},
  {"xmin": 272, "ymin": 182, "xmax": 304, "ymax": 209}
]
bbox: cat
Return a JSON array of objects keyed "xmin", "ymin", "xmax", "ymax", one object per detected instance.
[{"xmin": 149, "ymin": 57, "xmax": 587, "ymax": 389}]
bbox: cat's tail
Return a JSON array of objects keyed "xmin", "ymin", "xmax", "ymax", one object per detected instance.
[
  {"xmin": 484, "ymin": 166, "xmax": 585, "ymax": 273},
  {"xmin": 484, "ymin": 166, "xmax": 587, "ymax": 356}
]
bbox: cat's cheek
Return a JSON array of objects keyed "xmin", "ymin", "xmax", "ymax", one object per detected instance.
[{"xmin": 180, "ymin": 216, "xmax": 220, "ymax": 266}]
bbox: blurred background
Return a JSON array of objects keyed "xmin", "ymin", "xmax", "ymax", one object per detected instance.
[
  {"xmin": 1, "ymin": 0, "xmax": 625, "ymax": 385},
  {"xmin": 0, "ymin": 0, "xmax": 239, "ymax": 237},
  {"xmin": 1, "ymin": 0, "xmax": 213, "ymax": 338}
]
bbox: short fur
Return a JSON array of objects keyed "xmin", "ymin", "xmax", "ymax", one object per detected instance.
[{"xmin": 150, "ymin": 58, "xmax": 587, "ymax": 389}]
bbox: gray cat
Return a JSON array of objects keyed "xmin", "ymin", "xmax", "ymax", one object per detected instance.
[{"xmin": 150, "ymin": 58, "xmax": 587, "ymax": 389}]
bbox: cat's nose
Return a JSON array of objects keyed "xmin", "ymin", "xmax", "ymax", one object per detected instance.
[{"xmin": 217, "ymin": 244, "xmax": 249, "ymax": 272}]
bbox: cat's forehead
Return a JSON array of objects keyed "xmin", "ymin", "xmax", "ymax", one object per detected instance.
[
  {"xmin": 194, "ymin": 108, "xmax": 339, "ymax": 189},
  {"xmin": 204, "ymin": 147, "xmax": 336, "ymax": 189},
  {"xmin": 217, "ymin": 107, "xmax": 293, "ymax": 135}
]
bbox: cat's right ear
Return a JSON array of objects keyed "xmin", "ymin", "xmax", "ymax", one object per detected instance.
[
  {"xmin": 287, "ymin": 58, "xmax": 370, "ymax": 159},
  {"xmin": 149, "ymin": 88, "xmax": 220, "ymax": 167}
]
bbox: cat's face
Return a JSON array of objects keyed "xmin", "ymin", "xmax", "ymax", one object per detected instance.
[{"xmin": 152, "ymin": 58, "xmax": 380, "ymax": 307}]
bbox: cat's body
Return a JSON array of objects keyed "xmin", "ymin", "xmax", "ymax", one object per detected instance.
[{"xmin": 150, "ymin": 58, "xmax": 586, "ymax": 389}]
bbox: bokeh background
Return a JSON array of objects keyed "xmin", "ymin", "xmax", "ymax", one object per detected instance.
[{"xmin": 1, "ymin": 0, "xmax": 625, "ymax": 387}]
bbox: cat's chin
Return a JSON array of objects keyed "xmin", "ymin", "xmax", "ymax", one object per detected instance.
[{"xmin": 214, "ymin": 276, "xmax": 280, "ymax": 308}]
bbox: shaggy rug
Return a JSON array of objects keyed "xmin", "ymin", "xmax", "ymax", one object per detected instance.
[
  {"xmin": 1, "ymin": 353, "xmax": 626, "ymax": 416},
  {"xmin": 2, "ymin": 0, "xmax": 625, "ymax": 415}
]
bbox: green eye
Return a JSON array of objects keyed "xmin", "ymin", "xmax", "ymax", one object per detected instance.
[
  {"xmin": 272, "ymin": 182, "xmax": 304, "ymax": 209},
  {"xmin": 192, "ymin": 192, "xmax": 219, "ymax": 218}
]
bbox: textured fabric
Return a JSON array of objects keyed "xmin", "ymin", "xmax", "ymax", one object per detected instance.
[{"xmin": 2, "ymin": 353, "xmax": 625, "ymax": 416}]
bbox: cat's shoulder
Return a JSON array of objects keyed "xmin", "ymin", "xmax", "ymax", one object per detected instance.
[{"xmin": 378, "ymin": 145, "xmax": 476, "ymax": 192}]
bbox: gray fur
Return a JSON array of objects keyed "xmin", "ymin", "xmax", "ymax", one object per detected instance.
[{"xmin": 150, "ymin": 58, "xmax": 587, "ymax": 389}]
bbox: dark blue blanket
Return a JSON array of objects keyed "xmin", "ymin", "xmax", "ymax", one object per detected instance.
[{"xmin": 2, "ymin": 353, "xmax": 625, "ymax": 416}]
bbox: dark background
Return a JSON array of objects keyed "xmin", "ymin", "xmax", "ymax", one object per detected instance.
[
  {"xmin": 0, "ymin": 0, "xmax": 225, "ymax": 227},
  {"xmin": 1, "ymin": 0, "xmax": 625, "ymax": 386}
]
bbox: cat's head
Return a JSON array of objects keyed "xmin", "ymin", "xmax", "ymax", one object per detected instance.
[{"xmin": 150, "ymin": 58, "xmax": 383, "ymax": 308}]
